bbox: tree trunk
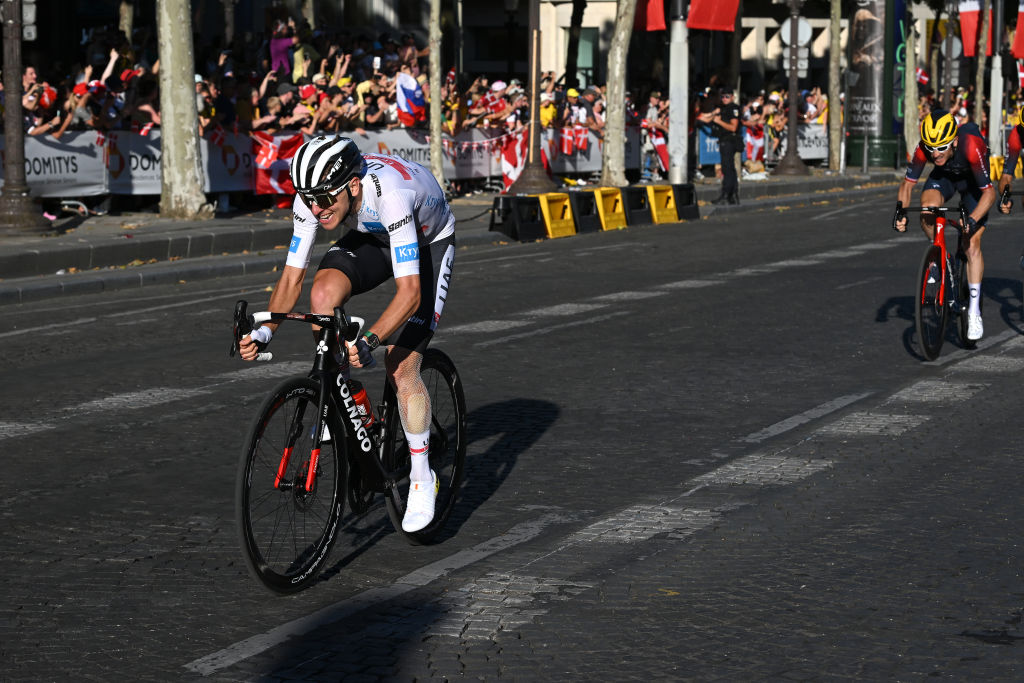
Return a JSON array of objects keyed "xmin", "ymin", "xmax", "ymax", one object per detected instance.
[
  {"xmin": 429, "ymin": 0, "xmax": 444, "ymax": 185},
  {"xmin": 904, "ymin": 11, "xmax": 918, "ymax": 158},
  {"xmin": 973, "ymin": 0, "xmax": 988, "ymax": 125},
  {"xmin": 157, "ymin": 0, "xmax": 213, "ymax": 219},
  {"xmin": 119, "ymin": 0, "xmax": 134, "ymax": 40},
  {"xmin": 222, "ymin": 0, "xmax": 236, "ymax": 46},
  {"xmin": 564, "ymin": 0, "xmax": 587, "ymax": 89},
  {"xmin": 828, "ymin": 0, "xmax": 841, "ymax": 171},
  {"xmin": 600, "ymin": 0, "xmax": 637, "ymax": 187}
]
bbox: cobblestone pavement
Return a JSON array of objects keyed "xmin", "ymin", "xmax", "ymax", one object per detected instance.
[{"xmin": 1, "ymin": 189, "xmax": 1023, "ymax": 680}]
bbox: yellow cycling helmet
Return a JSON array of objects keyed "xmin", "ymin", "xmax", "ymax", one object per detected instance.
[{"xmin": 920, "ymin": 109, "xmax": 958, "ymax": 148}]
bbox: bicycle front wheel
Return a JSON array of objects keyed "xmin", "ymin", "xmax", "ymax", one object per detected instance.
[
  {"xmin": 236, "ymin": 377, "xmax": 347, "ymax": 593},
  {"xmin": 384, "ymin": 348, "xmax": 468, "ymax": 544},
  {"xmin": 915, "ymin": 245, "xmax": 948, "ymax": 361}
]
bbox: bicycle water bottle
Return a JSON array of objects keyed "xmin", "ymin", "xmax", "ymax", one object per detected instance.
[{"xmin": 347, "ymin": 379, "xmax": 375, "ymax": 427}]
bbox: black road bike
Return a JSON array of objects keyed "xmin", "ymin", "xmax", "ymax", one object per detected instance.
[{"xmin": 230, "ymin": 300, "xmax": 467, "ymax": 593}]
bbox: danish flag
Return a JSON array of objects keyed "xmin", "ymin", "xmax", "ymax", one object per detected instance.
[
  {"xmin": 915, "ymin": 67, "xmax": 929, "ymax": 85},
  {"xmin": 209, "ymin": 125, "xmax": 226, "ymax": 147}
]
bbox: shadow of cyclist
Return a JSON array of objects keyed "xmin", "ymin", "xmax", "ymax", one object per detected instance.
[
  {"xmin": 317, "ymin": 398, "xmax": 560, "ymax": 581},
  {"xmin": 984, "ymin": 276, "xmax": 1024, "ymax": 337}
]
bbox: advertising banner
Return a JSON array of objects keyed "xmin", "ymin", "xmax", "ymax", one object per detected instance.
[
  {"xmin": 847, "ymin": 0, "xmax": 886, "ymax": 135},
  {"xmin": 1, "ymin": 126, "xmax": 642, "ymax": 198}
]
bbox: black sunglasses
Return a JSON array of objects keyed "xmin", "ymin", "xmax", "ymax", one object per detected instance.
[{"xmin": 299, "ymin": 184, "xmax": 346, "ymax": 211}]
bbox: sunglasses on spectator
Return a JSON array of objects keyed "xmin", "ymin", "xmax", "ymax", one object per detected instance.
[
  {"xmin": 924, "ymin": 142, "xmax": 952, "ymax": 154},
  {"xmin": 299, "ymin": 183, "xmax": 348, "ymax": 210}
]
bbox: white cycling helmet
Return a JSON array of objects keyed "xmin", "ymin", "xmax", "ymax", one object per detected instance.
[{"xmin": 289, "ymin": 134, "xmax": 365, "ymax": 196}]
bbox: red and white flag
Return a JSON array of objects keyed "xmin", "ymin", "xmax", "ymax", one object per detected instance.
[
  {"xmin": 209, "ymin": 124, "xmax": 226, "ymax": 147},
  {"xmin": 634, "ymin": 0, "xmax": 666, "ymax": 31},
  {"xmin": 574, "ymin": 124, "xmax": 588, "ymax": 152},
  {"xmin": 650, "ymin": 129, "xmax": 669, "ymax": 173},
  {"xmin": 687, "ymin": 0, "xmax": 740, "ymax": 32},
  {"xmin": 560, "ymin": 127, "xmax": 575, "ymax": 156},
  {"xmin": 915, "ymin": 67, "xmax": 929, "ymax": 85},
  {"xmin": 959, "ymin": 0, "xmax": 992, "ymax": 57},
  {"xmin": 500, "ymin": 131, "xmax": 529, "ymax": 193},
  {"xmin": 252, "ymin": 132, "xmax": 304, "ymax": 195},
  {"xmin": 132, "ymin": 121, "xmax": 154, "ymax": 136},
  {"xmin": 1013, "ymin": 1, "xmax": 1024, "ymax": 58},
  {"xmin": 254, "ymin": 138, "xmax": 279, "ymax": 169},
  {"xmin": 1018, "ymin": 61, "xmax": 1024, "ymax": 89}
]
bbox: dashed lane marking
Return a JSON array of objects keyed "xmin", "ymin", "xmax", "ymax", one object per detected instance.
[
  {"xmin": 473, "ymin": 311, "xmax": 630, "ymax": 348},
  {"xmin": 886, "ymin": 380, "xmax": 988, "ymax": 403},
  {"xmin": 184, "ymin": 512, "xmax": 573, "ymax": 675},
  {"xmin": 816, "ymin": 411, "xmax": 929, "ymax": 436},
  {"xmin": 692, "ymin": 454, "xmax": 834, "ymax": 486},
  {"xmin": 77, "ymin": 387, "xmax": 213, "ymax": 413},
  {"xmin": 740, "ymin": 392, "xmax": 874, "ymax": 443}
]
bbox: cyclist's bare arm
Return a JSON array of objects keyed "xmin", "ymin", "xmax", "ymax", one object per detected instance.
[
  {"xmin": 239, "ymin": 264, "xmax": 307, "ymax": 361},
  {"xmin": 348, "ymin": 273, "xmax": 420, "ymax": 367},
  {"xmin": 998, "ymin": 173, "xmax": 1013, "ymax": 214},
  {"xmin": 971, "ymin": 185, "xmax": 997, "ymax": 226},
  {"xmin": 894, "ymin": 179, "xmax": 914, "ymax": 231}
]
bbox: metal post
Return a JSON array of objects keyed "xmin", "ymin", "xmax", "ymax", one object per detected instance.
[
  {"xmin": 508, "ymin": 0, "xmax": 555, "ymax": 194},
  {"xmin": 0, "ymin": 0, "xmax": 49, "ymax": 234},
  {"xmin": 988, "ymin": 0, "xmax": 1004, "ymax": 156},
  {"xmin": 942, "ymin": 0, "xmax": 955, "ymax": 109},
  {"xmin": 774, "ymin": 0, "xmax": 810, "ymax": 175},
  {"xmin": 668, "ymin": 0, "xmax": 688, "ymax": 184}
]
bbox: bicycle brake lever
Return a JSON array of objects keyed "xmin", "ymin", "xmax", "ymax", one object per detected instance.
[{"xmin": 230, "ymin": 299, "xmax": 249, "ymax": 357}]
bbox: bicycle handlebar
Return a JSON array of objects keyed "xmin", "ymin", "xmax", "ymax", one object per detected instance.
[
  {"xmin": 231, "ymin": 299, "xmax": 368, "ymax": 364},
  {"xmin": 892, "ymin": 202, "xmax": 978, "ymax": 238}
]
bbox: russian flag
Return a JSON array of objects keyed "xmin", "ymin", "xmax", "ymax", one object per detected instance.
[{"xmin": 396, "ymin": 71, "xmax": 426, "ymax": 127}]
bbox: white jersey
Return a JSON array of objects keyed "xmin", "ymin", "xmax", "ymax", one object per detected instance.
[{"xmin": 286, "ymin": 153, "xmax": 455, "ymax": 278}]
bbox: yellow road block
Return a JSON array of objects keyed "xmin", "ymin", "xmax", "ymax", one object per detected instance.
[
  {"xmin": 991, "ymin": 156, "xmax": 1023, "ymax": 180},
  {"xmin": 644, "ymin": 185, "xmax": 680, "ymax": 223},
  {"xmin": 593, "ymin": 187, "xmax": 628, "ymax": 231},
  {"xmin": 532, "ymin": 192, "xmax": 576, "ymax": 238}
]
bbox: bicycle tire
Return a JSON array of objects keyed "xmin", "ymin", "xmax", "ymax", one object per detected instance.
[
  {"xmin": 383, "ymin": 348, "xmax": 468, "ymax": 544},
  {"xmin": 236, "ymin": 376, "xmax": 347, "ymax": 593},
  {"xmin": 915, "ymin": 244, "xmax": 948, "ymax": 361},
  {"xmin": 954, "ymin": 255, "xmax": 975, "ymax": 349}
]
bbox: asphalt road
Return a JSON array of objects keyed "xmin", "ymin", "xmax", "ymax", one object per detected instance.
[{"xmin": 3, "ymin": 189, "xmax": 1024, "ymax": 680}]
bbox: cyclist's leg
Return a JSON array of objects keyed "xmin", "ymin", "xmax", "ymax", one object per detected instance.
[
  {"xmin": 386, "ymin": 236, "xmax": 455, "ymax": 531},
  {"xmin": 919, "ymin": 173, "xmax": 953, "ymax": 240},
  {"xmin": 959, "ymin": 181, "xmax": 987, "ymax": 329}
]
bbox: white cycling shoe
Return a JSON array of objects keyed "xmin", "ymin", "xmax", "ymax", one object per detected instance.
[
  {"xmin": 967, "ymin": 314, "xmax": 984, "ymax": 341},
  {"xmin": 402, "ymin": 470, "xmax": 438, "ymax": 533}
]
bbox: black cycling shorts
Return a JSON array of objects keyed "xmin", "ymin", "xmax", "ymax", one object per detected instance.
[
  {"xmin": 317, "ymin": 231, "xmax": 455, "ymax": 353},
  {"xmin": 923, "ymin": 171, "xmax": 989, "ymax": 227}
]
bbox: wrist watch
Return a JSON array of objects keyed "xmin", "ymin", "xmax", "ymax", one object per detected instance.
[{"xmin": 362, "ymin": 331, "xmax": 380, "ymax": 351}]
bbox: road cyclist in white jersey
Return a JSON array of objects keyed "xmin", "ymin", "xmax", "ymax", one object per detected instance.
[{"xmin": 239, "ymin": 134, "xmax": 456, "ymax": 532}]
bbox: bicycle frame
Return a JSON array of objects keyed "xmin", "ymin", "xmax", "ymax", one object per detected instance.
[
  {"xmin": 900, "ymin": 204, "xmax": 969, "ymax": 309},
  {"xmin": 233, "ymin": 300, "xmax": 403, "ymax": 498}
]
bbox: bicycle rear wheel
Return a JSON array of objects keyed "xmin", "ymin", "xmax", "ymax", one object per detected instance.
[
  {"xmin": 383, "ymin": 348, "xmax": 468, "ymax": 544},
  {"xmin": 915, "ymin": 245, "xmax": 948, "ymax": 361},
  {"xmin": 953, "ymin": 255, "xmax": 976, "ymax": 349},
  {"xmin": 236, "ymin": 377, "xmax": 346, "ymax": 593}
]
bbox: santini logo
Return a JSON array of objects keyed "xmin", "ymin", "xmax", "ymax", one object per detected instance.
[{"xmin": 387, "ymin": 215, "xmax": 412, "ymax": 232}]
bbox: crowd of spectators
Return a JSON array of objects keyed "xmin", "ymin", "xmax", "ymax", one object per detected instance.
[{"xmin": 6, "ymin": 16, "xmax": 681, "ymax": 199}]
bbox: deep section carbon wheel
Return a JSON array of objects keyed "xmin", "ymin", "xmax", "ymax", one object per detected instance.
[
  {"xmin": 236, "ymin": 377, "xmax": 346, "ymax": 593},
  {"xmin": 915, "ymin": 245, "xmax": 948, "ymax": 361},
  {"xmin": 383, "ymin": 348, "xmax": 468, "ymax": 544}
]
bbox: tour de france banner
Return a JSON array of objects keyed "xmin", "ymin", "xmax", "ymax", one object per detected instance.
[{"xmin": 0, "ymin": 126, "xmax": 640, "ymax": 198}]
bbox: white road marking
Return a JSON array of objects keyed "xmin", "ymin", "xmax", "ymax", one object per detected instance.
[
  {"xmin": 0, "ymin": 421, "xmax": 55, "ymax": 439},
  {"xmin": 590, "ymin": 291, "xmax": 667, "ymax": 302},
  {"xmin": 740, "ymin": 392, "xmax": 874, "ymax": 443},
  {"xmin": 78, "ymin": 388, "xmax": 213, "ymax": 413},
  {"xmin": 657, "ymin": 279, "xmax": 721, "ymax": 289},
  {"xmin": 473, "ymin": 311, "xmax": 630, "ymax": 348},
  {"xmin": 817, "ymin": 411, "xmax": 929, "ymax": 436},
  {"xmin": 185, "ymin": 512, "xmax": 571, "ymax": 675},
  {"xmin": 0, "ymin": 317, "xmax": 98, "ymax": 339},
  {"xmin": 886, "ymin": 380, "xmax": 988, "ymax": 403},
  {"xmin": 522, "ymin": 303, "xmax": 608, "ymax": 317},
  {"xmin": 693, "ymin": 454, "xmax": 834, "ymax": 486},
  {"xmin": 445, "ymin": 319, "xmax": 532, "ymax": 335},
  {"xmin": 836, "ymin": 276, "xmax": 885, "ymax": 290}
]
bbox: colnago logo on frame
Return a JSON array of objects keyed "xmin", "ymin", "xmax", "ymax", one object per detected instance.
[
  {"xmin": 335, "ymin": 375, "xmax": 373, "ymax": 451},
  {"xmin": 394, "ymin": 244, "xmax": 419, "ymax": 263}
]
